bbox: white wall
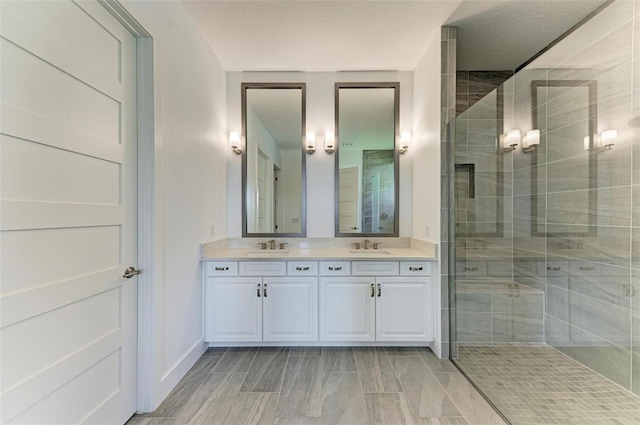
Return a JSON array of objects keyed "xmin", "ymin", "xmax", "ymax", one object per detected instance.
[
  {"xmin": 412, "ymin": 34, "xmax": 442, "ymax": 353},
  {"xmin": 227, "ymin": 71, "xmax": 413, "ymax": 238},
  {"xmin": 121, "ymin": 1, "xmax": 228, "ymax": 410}
]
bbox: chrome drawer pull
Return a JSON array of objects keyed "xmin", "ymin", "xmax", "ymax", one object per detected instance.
[
  {"xmin": 257, "ymin": 283, "xmax": 261, "ymax": 297},
  {"xmin": 296, "ymin": 266, "xmax": 310, "ymax": 271},
  {"xmin": 328, "ymin": 266, "xmax": 343, "ymax": 271},
  {"xmin": 370, "ymin": 283, "xmax": 375, "ymax": 297},
  {"xmin": 409, "ymin": 266, "xmax": 423, "ymax": 271},
  {"xmin": 465, "ymin": 267, "xmax": 479, "ymax": 271},
  {"xmin": 377, "ymin": 283, "xmax": 381, "ymax": 297},
  {"xmin": 579, "ymin": 266, "xmax": 594, "ymax": 271},
  {"xmin": 263, "ymin": 283, "xmax": 268, "ymax": 297},
  {"xmin": 215, "ymin": 266, "xmax": 229, "ymax": 271}
]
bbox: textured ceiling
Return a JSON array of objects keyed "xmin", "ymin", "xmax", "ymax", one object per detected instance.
[
  {"xmin": 182, "ymin": 1, "xmax": 463, "ymax": 71},
  {"xmin": 448, "ymin": 0, "xmax": 609, "ymax": 70},
  {"xmin": 182, "ymin": 0, "xmax": 609, "ymax": 72}
]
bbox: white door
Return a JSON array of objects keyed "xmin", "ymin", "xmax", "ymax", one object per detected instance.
[
  {"xmin": 376, "ymin": 277, "xmax": 433, "ymax": 341},
  {"xmin": 320, "ymin": 277, "xmax": 375, "ymax": 341},
  {"xmin": 263, "ymin": 277, "xmax": 318, "ymax": 341},
  {"xmin": 0, "ymin": 1, "xmax": 138, "ymax": 423},
  {"xmin": 339, "ymin": 167, "xmax": 360, "ymax": 233},
  {"xmin": 207, "ymin": 277, "xmax": 263, "ymax": 342},
  {"xmin": 257, "ymin": 151, "xmax": 267, "ymax": 231}
]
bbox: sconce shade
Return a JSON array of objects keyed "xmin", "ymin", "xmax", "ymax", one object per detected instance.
[
  {"xmin": 502, "ymin": 129, "xmax": 520, "ymax": 152},
  {"xmin": 324, "ymin": 131, "xmax": 335, "ymax": 154},
  {"xmin": 229, "ymin": 131, "xmax": 242, "ymax": 154},
  {"xmin": 522, "ymin": 129, "xmax": 540, "ymax": 153},
  {"xmin": 399, "ymin": 131, "xmax": 411, "ymax": 154},
  {"xmin": 585, "ymin": 129, "xmax": 616, "ymax": 153},
  {"xmin": 601, "ymin": 129, "xmax": 617, "ymax": 146},
  {"xmin": 306, "ymin": 131, "xmax": 316, "ymax": 154}
]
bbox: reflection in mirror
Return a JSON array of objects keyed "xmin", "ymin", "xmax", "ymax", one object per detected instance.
[
  {"xmin": 531, "ymin": 79, "xmax": 596, "ymax": 237},
  {"xmin": 335, "ymin": 83, "xmax": 399, "ymax": 237},
  {"xmin": 242, "ymin": 83, "xmax": 306, "ymax": 237}
]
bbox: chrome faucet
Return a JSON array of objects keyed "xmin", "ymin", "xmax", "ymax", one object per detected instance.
[
  {"xmin": 364, "ymin": 239, "xmax": 371, "ymax": 249},
  {"xmin": 268, "ymin": 239, "xmax": 276, "ymax": 250}
]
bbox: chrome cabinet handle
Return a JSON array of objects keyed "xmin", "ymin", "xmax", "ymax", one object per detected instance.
[
  {"xmin": 409, "ymin": 266, "xmax": 423, "ymax": 271},
  {"xmin": 377, "ymin": 283, "xmax": 381, "ymax": 297},
  {"xmin": 370, "ymin": 283, "xmax": 375, "ymax": 297},
  {"xmin": 257, "ymin": 283, "xmax": 261, "ymax": 297},
  {"xmin": 328, "ymin": 266, "xmax": 343, "ymax": 271},
  {"xmin": 123, "ymin": 266, "xmax": 142, "ymax": 279},
  {"xmin": 215, "ymin": 266, "xmax": 229, "ymax": 271},
  {"xmin": 296, "ymin": 266, "xmax": 310, "ymax": 271},
  {"xmin": 263, "ymin": 283, "xmax": 268, "ymax": 297}
]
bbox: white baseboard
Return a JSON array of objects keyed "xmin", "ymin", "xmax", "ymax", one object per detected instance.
[{"xmin": 156, "ymin": 338, "xmax": 207, "ymax": 410}]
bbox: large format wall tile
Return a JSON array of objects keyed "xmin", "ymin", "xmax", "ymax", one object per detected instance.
[{"xmin": 546, "ymin": 224, "xmax": 631, "ymax": 268}]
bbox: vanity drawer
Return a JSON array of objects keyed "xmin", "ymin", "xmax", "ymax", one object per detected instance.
[
  {"xmin": 319, "ymin": 261, "xmax": 350, "ymax": 276},
  {"xmin": 351, "ymin": 261, "xmax": 399, "ymax": 276},
  {"xmin": 400, "ymin": 261, "xmax": 431, "ymax": 276},
  {"xmin": 239, "ymin": 261, "xmax": 286, "ymax": 276},
  {"xmin": 288, "ymin": 261, "xmax": 318, "ymax": 276},
  {"xmin": 206, "ymin": 261, "xmax": 238, "ymax": 276}
]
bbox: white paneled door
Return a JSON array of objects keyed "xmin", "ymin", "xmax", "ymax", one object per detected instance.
[{"xmin": 0, "ymin": 1, "xmax": 138, "ymax": 424}]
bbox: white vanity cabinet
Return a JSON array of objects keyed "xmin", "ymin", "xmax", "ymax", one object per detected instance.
[
  {"xmin": 205, "ymin": 261, "xmax": 318, "ymax": 342},
  {"xmin": 319, "ymin": 261, "xmax": 433, "ymax": 342},
  {"xmin": 204, "ymin": 258, "xmax": 433, "ymax": 345}
]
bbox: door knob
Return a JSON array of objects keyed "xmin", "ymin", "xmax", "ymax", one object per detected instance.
[{"xmin": 123, "ymin": 266, "xmax": 142, "ymax": 279}]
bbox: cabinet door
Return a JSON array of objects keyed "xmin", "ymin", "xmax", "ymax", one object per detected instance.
[
  {"xmin": 206, "ymin": 277, "xmax": 262, "ymax": 342},
  {"xmin": 376, "ymin": 277, "xmax": 432, "ymax": 341},
  {"xmin": 263, "ymin": 277, "xmax": 318, "ymax": 341},
  {"xmin": 320, "ymin": 277, "xmax": 375, "ymax": 341}
]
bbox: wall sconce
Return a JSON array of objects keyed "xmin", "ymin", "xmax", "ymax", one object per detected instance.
[
  {"xmin": 584, "ymin": 129, "xmax": 616, "ymax": 153},
  {"xmin": 306, "ymin": 132, "xmax": 316, "ymax": 154},
  {"xmin": 399, "ymin": 131, "xmax": 411, "ymax": 154},
  {"xmin": 324, "ymin": 131, "xmax": 335, "ymax": 154},
  {"xmin": 501, "ymin": 129, "xmax": 520, "ymax": 152},
  {"xmin": 522, "ymin": 129, "xmax": 540, "ymax": 153},
  {"xmin": 229, "ymin": 131, "xmax": 242, "ymax": 155}
]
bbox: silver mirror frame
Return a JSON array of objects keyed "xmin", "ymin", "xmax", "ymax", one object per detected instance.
[
  {"xmin": 241, "ymin": 82, "xmax": 307, "ymax": 237},
  {"xmin": 334, "ymin": 82, "xmax": 400, "ymax": 238}
]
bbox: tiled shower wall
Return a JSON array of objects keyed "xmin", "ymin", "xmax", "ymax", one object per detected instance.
[
  {"xmin": 506, "ymin": 0, "xmax": 640, "ymax": 393},
  {"xmin": 454, "ymin": 80, "xmax": 512, "ymax": 282},
  {"xmin": 440, "ymin": 26, "xmax": 457, "ymax": 358},
  {"xmin": 456, "ymin": 71, "xmax": 513, "ymax": 117},
  {"xmin": 362, "ymin": 150, "xmax": 395, "ymax": 233}
]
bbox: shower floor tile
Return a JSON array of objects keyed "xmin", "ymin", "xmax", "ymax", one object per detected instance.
[{"xmin": 454, "ymin": 344, "xmax": 640, "ymax": 425}]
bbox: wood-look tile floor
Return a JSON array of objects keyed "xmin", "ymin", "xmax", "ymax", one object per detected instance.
[{"xmin": 127, "ymin": 347, "xmax": 506, "ymax": 425}]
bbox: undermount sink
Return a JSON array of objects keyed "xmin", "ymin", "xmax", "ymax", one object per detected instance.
[
  {"xmin": 348, "ymin": 249, "xmax": 391, "ymax": 255},
  {"xmin": 247, "ymin": 250, "xmax": 290, "ymax": 256}
]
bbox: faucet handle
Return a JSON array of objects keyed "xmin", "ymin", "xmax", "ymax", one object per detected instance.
[
  {"xmin": 257, "ymin": 242, "xmax": 267, "ymax": 250},
  {"xmin": 352, "ymin": 242, "xmax": 361, "ymax": 250},
  {"xmin": 373, "ymin": 242, "xmax": 383, "ymax": 250},
  {"xmin": 279, "ymin": 242, "xmax": 288, "ymax": 250}
]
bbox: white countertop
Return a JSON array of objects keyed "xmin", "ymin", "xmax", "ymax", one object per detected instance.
[{"xmin": 201, "ymin": 238, "xmax": 437, "ymax": 261}]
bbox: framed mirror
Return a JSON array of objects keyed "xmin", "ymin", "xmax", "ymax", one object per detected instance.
[
  {"xmin": 242, "ymin": 83, "xmax": 306, "ymax": 237},
  {"xmin": 530, "ymin": 79, "xmax": 597, "ymax": 237},
  {"xmin": 335, "ymin": 82, "xmax": 399, "ymax": 237}
]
